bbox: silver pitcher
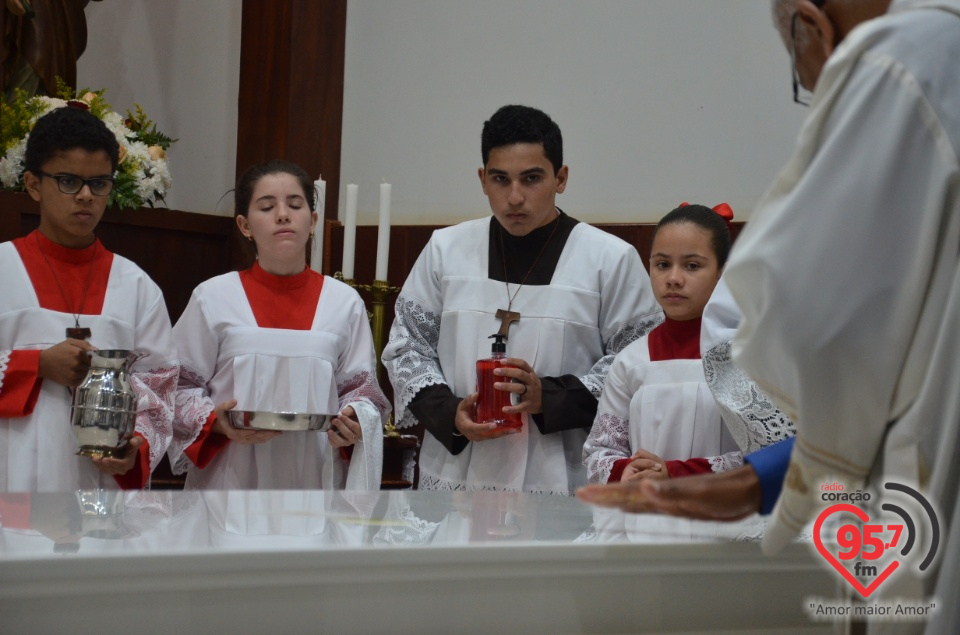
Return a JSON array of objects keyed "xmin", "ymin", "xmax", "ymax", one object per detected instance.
[
  {"xmin": 76, "ymin": 489, "xmax": 134, "ymax": 540},
  {"xmin": 71, "ymin": 350, "xmax": 142, "ymax": 458}
]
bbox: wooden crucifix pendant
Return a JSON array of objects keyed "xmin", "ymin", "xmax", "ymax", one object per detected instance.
[
  {"xmin": 66, "ymin": 327, "xmax": 92, "ymax": 341},
  {"xmin": 495, "ymin": 308, "xmax": 520, "ymax": 338}
]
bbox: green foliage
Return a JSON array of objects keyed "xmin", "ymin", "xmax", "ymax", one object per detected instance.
[
  {"xmin": 1, "ymin": 76, "xmax": 175, "ymax": 210},
  {"xmin": 126, "ymin": 104, "xmax": 177, "ymax": 150},
  {"xmin": 110, "ymin": 170, "xmax": 142, "ymax": 210},
  {"xmin": 1, "ymin": 87, "xmax": 47, "ymax": 153}
]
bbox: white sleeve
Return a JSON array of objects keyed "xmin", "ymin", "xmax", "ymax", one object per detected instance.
[
  {"xmin": 335, "ymin": 289, "xmax": 390, "ymax": 491},
  {"xmin": 582, "ymin": 354, "xmax": 633, "ymax": 484},
  {"xmin": 381, "ymin": 237, "xmax": 449, "ymax": 429},
  {"xmin": 725, "ymin": 47, "xmax": 959, "ymax": 550},
  {"xmin": 167, "ymin": 288, "xmax": 218, "ymax": 474},
  {"xmin": 580, "ymin": 244, "xmax": 662, "ymax": 398}
]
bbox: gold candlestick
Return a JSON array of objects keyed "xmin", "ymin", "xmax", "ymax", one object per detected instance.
[
  {"xmin": 333, "ymin": 271, "xmax": 356, "ymax": 287},
  {"xmin": 336, "ymin": 273, "xmax": 401, "ymax": 437},
  {"xmin": 365, "ymin": 280, "xmax": 400, "ymax": 375}
]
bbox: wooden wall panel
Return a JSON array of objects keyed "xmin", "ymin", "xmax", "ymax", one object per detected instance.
[
  {"xmin": 236, "ymin": 0, "xmax": 346, "ymax": 272},
  {"xmin": 322, "ymin": 220, "xmax": 745, "ymax": 284}
]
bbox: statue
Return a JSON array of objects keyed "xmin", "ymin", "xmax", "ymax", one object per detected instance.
[{"xmin": 1, "ymin": 0, "xmax": 102, "ymax": 98}]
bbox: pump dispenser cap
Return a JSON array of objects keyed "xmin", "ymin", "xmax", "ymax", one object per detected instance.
[{"xmin": 488, "ymin": 333, "xmax": 507, "ymax": 354}]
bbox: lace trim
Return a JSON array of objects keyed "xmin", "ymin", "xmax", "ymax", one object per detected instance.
[
  {"xmin": 130, "ymin": 364, "xmax": 179, "ymax": 475},
  {"xmin": 170, "ymin": 365, "xmax": 215, "ymax": 475},
  {"xmin": 383, "ymin": 294, "xmax": 448, "ymax": 429},
  {"xmin": 338, "ymin": 367, "xmax": 391, "ymax": 425},
  {"xmin": 708, "ymin": 451, "xmax": 744, "ymax": 473},
  {"xmin": 583, "ymin": 411, "xmax": 630, "ymax": 484},
  {"xmin": 372, "ymin": 500, "xmax": 441, "ymax": 546},
  {"xmin": 729, "ymin": 516, "xmax": 767, "ymax": 543},
  {"xmin": 418, "ymin": 472, "xmax": 572, "ymax": 497},
  {"xmin": 0, "ymin": 350, "xmax": 9, "ymax": 393},
  {"xmin": 608, "ymin": 313, "xmax": 663, "ymax": 355},
  {"xmin": 702, "ymin": 342, "xmax": 796, "ymax": 453},
  {"xmin": 581, "ymin": 314, "xmax": 663, "ymax": 397},
  {"xmin": 573, "ymin": 524, "xmax": 598, "ymax": 543},
  {"xmin": 177, "ymin": 366, "xmax": 208, "ymax": 393}
]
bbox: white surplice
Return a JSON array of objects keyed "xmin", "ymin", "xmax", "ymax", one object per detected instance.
[
  {"xmin": 723, "ymin": 3, "xmax": 960, "ymax": 629},
  {"xmin": 0, "ymin": 242, "xmax": 177, "ymax": 492},
  {"xmin": 383, "ymin": 218, "xmax": 661, "ymax": 495},
  {"xmin": 169, "ymin": 271, "xmax": 389, "ymax": 490},
  {"xmin": 583, "ymin": 333, "xmax": 739, "ymax": 485},
  {"xmin": 700, "ymin": 278, "xmax": 796, "ymax": 454}
]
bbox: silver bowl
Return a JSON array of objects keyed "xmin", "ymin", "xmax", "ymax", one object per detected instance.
[{"xmin": 228, "ymin": 410, "xmax": 332, "ymax": 432}]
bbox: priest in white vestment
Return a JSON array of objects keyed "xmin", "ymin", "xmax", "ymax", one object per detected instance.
[{"xmin": 724, "ymin": 2, "xmax": 960, "ymax": 632}]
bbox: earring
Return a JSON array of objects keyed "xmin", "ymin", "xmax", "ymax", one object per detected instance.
[{"xmin": 246, "ymin": 234, "xmax": 253, "ymax": 242}]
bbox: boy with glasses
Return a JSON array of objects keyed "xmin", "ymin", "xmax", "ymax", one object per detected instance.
[{"xmin": 0, "ymin": 106, "xmax": 177, "ymax": 491}]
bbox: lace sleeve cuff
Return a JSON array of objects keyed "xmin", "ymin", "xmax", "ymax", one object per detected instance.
[
  {"xmin": 583, "ymin": 411, "xmax": 631, "ymax": 484},
  {"xmin": 382, "ymin": 294, "xmax": 448, "ymax": 429},
  {"xmin": 581, "ymin": 314, "xmax": 662, "ymax": 398}
]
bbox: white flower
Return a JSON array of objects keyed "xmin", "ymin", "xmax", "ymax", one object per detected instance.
[
  {"xmin": 154, "ymin": 158, "xmax": 172, "ymax": 191},
  {"xmin": 34, "ymin": 97, "xmax": 68, "ymax": 119},
  {"xmin": 102, "ymin": 111, "xmax": 135, "ymax": 143},
  {"xmin": 0, "ymin": 138, "xmax": 26, "ymax": 188},
  {"xmin": 1, "ymin": 92, "xmax": 173, "ymax": 208}
]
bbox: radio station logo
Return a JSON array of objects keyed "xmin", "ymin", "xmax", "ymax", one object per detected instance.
[{"xmin": 813, "ymin": 481, "xmax": 940, "ymax": 599}]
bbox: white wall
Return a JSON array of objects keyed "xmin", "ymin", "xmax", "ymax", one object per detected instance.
[
  {"xmin": 342, "ymin": 0, "xmax": 807, "ymax": 224},
  {"xmin": 75, "ymin": 1, "xmax": 805, "ymax": 222},
  {"xmin": 77, "ymin": 0, "xmax": 241, "ymax": 214}
]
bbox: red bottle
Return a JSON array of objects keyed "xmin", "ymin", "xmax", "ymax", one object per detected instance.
[{"xmin": 475, "ymin": 334, "xmax": 523, "ymax": 430}]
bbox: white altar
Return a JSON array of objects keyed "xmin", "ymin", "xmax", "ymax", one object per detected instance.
[{"xmin": 0, "ymin": 490, "xmax": 833, "ymax": 634}]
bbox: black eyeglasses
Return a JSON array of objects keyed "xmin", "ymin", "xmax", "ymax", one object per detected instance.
[
  {"xmin": 37, "ymin": 171, "xmax": 115, "ymax": 196},
  {"xmin": 791, "ymin": 0, "xmax": 827, "ymax": 106}
]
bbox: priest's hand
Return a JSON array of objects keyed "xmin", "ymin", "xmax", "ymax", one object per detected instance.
[
  {"xmin": 496, "ymin": 357, "xmax": 542, "ymax": 415},
  {"xmin": 211, "ymin": 399, "xmax": 282, "ymax": 445},
  {"xmin": 455, "ymin": 393, "xmax": 519, "ymax": 442},
  {"xmin": 39, "ymin": 339, "xmax": 97, "ymax": 388},
  {"xmin": 328, "ymin": 406, "xmax": 362, "ymax": 448},
  {"xmin": 622, "ymin": 448, "xmax": 670, "ymax": 482},
  {"xmin": 91, "ymin": 434, "xmax": 143, "ymax": 476},
  {"xmin": 577, "ymin": 465, "xmax": 762, "ymax": 520}
]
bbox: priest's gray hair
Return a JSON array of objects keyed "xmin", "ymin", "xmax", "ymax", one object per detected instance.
[
  {"xmin": 771, "ymin": 0, "xmax": 800, "ymax": 36},
  {"xmin": 770, "ymin": 0, "xmax": 870, "ymax": 45}
]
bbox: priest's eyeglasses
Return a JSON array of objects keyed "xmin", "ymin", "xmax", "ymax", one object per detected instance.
[
  {"xmin": 790, "ymin": 13, "xmax": 812, "ymax": 106},
  {"xmin": 38, "ymin": 171, "xmax": 115, "ymax": 196}
]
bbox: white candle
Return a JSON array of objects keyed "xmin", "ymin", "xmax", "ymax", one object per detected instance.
[
  {"xmin": 375, "ymin": 182, "xmax": 391, "ymax": 281},
  {"xmin": 342, "ymin": 183, "xmax": 358, "ymax": 279},
  {"xmin": 309, "ymin": 176, "xmax": 326, "ymax": 273}
]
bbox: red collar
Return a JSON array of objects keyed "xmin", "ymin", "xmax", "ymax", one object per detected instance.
[{"xmin": 647, "ymin": 317, "xmax": 702, "ymax": 361}]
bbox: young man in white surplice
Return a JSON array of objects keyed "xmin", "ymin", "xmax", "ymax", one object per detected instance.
[
  {"xmin": 0, "ymin": 107, "xmax": 177, "ymax": 492},
  {"xmin": 383, "ymin": 105, "xmax": 662, "ymax": 495},
  {"xmin": 168, "ymin": 160, "xmax": 390, "ymax": 490}
]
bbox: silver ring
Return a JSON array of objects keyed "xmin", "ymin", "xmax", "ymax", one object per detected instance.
[{"xmin": 519, "ymin": 383, "xmax": 528, "ymax": 396}]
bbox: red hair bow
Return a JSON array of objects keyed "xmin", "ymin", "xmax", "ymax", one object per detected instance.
[{"xmin": 679, "ymin": 201, "xmax": 734, "ymax": 230}]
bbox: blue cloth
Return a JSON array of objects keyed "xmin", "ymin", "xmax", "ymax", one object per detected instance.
[{"xmin": 743, "ymin": 437, "xmax": 796, "ymax": 515}]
